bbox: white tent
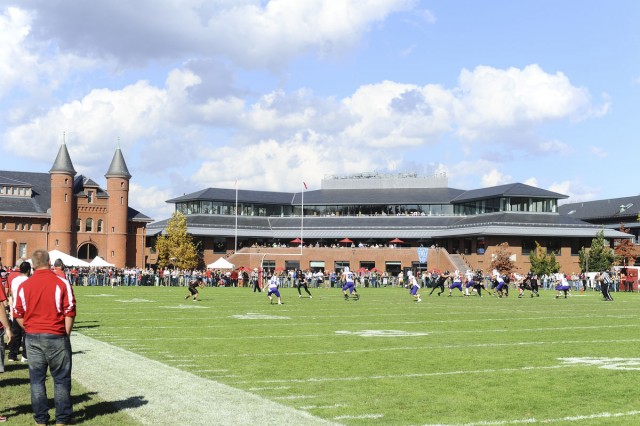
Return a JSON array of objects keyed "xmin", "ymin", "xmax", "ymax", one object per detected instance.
[
  {"xmin": 49, "ymin": 249, "xmax": 91, "ymax": 267},
  {"xmin": 89, "ymin": 256, "xmax": 115, "ymax": 267},
  {"xmin": 207, "ymin": 257, "xmax": 234, "ymax": 269}
]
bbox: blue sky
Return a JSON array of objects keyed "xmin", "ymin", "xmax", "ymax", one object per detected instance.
[{"xmin": 1, "ymin": 1, "xmax": 638, "ymax": 221}]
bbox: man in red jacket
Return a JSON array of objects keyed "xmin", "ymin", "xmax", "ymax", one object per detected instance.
[{"xmin": 14, "ymin": 249, "xmax": 76, "ymax": 426}]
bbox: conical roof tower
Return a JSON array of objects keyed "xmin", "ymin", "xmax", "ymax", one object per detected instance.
[
  {"xmin": 105, "ymin": 146, "xmax": 131, "ymax": 179},
  {"xmin": 49, "ymin": 142, "xmax": 76, "ymax": 175}
]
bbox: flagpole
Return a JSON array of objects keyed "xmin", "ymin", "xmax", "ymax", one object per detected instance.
[
  {"xmin": 234, "ymin": 179, "xmax": 238, "ymax": 254},
  {"xmin": 301, "ymin": 183, "xmax": 304, "ymax": 254}
]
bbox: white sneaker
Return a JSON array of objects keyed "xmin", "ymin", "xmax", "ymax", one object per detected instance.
[
  {"xmin": 309, "ymin": 296, "xmax": 312, "ymax": 299},
  {"xmin": 417, "ymin": 298, "xmax": 422, "ymax": 302},
  {"xmin": 21, "ymin": 356, "xmax": 28, "ymax": 362}
]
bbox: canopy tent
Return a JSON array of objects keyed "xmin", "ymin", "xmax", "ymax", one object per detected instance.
[
  {"xmin": 48, "ymin": 249, "xmax": 90, "ymax": 267},
  {"xmin": 207, "ymin": 257, "xmax": 235, "ymax": 269},
  {"xmin": 89, "ymin": 256, "xmax": 115, "ymax": 267},
  {"xmin": 339, "ymin": 238, "xmax": 353, "ymax": 244},
  {"xmin": 389, "ymin": 238, "xmax": 405, "ymax": 244}
]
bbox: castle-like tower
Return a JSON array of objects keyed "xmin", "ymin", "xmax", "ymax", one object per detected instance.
[
  {"xmin": 48, "ymin": 143, "xmax": 76, "ymax": 253},
  {"xmin": 105, "ymin": 147, "xmax": 132, "ymax": 268}
]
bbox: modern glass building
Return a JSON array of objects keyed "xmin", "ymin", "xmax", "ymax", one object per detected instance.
[{"xmin": 147, "ymin": 173, "xmax": 629, "ymax": 273}]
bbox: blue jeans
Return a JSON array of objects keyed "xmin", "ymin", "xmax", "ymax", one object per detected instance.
[{"xmin": 25, "ymin": 333, "xmax": 73, "ymax": 425}]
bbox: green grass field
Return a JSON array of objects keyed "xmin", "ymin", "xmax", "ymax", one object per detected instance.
[{"xmin": 3, "ymin": 285, "xmax": 640, "ymax": 425}]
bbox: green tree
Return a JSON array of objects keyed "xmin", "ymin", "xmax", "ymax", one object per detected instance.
[
  {"xmin": 578, "ymin": 230, "xmax": 614, "ymax": 273},
  {"xmin": 529, "ymin": 241, "xmax": 560, "ymax": 276},
  {"xmin": 155, "ymin": 211, "xmax": 198, "ymax": 270}
]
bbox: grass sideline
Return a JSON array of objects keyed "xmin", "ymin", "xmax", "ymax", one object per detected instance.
[{"xmin": 3, "ymin": 285, "xmax": 640, "ymax": 425}]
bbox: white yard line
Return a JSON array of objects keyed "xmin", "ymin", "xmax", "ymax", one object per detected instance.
[
  {"xmin": 72, "ymin": 332, "xmax": 340, "ymax": 426},
  {"xmin": 421, "ymin": 409, "xmax": 640, "ymax": 425}
]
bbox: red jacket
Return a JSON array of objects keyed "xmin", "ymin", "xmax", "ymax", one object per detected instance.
[{"xmin": 14, "ymin": 269, "xmax": 76, "ymax": 335}]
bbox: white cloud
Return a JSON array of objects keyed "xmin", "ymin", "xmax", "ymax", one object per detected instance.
[
  {"xmin": 523, "ymin": 177, "xmax": 538, "ymax": 187},
  {"xmin": 17, "ymin": 0, "xmax": 416, "ymax": 69},
  {"xmin": 454, "ymin": 64, "xmax": 599, "ymax": 140},
  {"xmin": 129, "ymin": 183, "xmax": 174, "ymax": 221},
  {"xmin": 550, "ymin": 180, "xmax": 600, "ymax": 204},
  {"xmin": 481, "ymin": 169, "xmax": 512, "ymax": 187},
  {"xmin": 590, "ymin": 146, "xmax": 608, "ymax": 159},
  {"xmin": 0, "ymin": 7, "xmax": 96, "ymax": 102}
]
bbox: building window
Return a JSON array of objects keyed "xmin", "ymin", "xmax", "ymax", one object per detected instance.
[
  {"xmin": 76, "ymin": 219, "xmax": 82, "ymax": 232},
  {"xmin": 88, "ymin": 191, "xmax": 94, "ymax": 203},
  {"xmin": 120, "ymin": 196, "xmax": 124, "ymax": 205},
  {"xmin": 65, "ymin": 193, "xmax": 68, "ymax": 202},
  {"xmin": 18, "ymin": 243, "xmax": 27, "ymax": 259},
  {"xmin": 28, "ymin": 223, "xmax": 32, "ymax": 231},
  {"xmin": 55, "ymin": 239, "xmax": 59, "ymax": 246},
  {"xmin": 111, "ymin": 250, "xmax": 115, "ymax": 258},
  {"xmin": 111, "ymin": 226, "xmax": 115, "ymax": 233},
  {"xmin": 86, "ymin": 218, "xmax": 93, "ymax": 232},
  {"xmin": 97, "ymin": 219, "xmax": 103, "ymax": 232}
]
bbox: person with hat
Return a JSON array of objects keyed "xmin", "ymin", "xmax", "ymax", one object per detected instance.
[{"xmin": 185, "ymin": 276, "xmax": 204, "ymax": 301}]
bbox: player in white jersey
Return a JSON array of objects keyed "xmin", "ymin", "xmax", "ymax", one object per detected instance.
[
  {"xmin": 267, "ymin": 272, "xmax": 283, "ymax": 305},
  {"xmin": 407, "ymin": 271, "xmax": 421, "ymax": 302},
  {"xmin": 341, "ymin": 267, "xmax": 359, "ymax": 301}
]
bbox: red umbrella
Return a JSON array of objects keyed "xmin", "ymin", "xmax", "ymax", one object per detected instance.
[
  {"xmin": 389, "ymin": 238, "xmax": 404, "ymax": 244},
  {"xmin": 339, "ymin": 238, "xmax": 353, "ymax": 244},
  {"xmin": 371, "ymin": 267, "xmax": 383, "ymax": 273},
  {"xmin": 290, "ymin": 238, "xmax": 303, "ymax": 243}
]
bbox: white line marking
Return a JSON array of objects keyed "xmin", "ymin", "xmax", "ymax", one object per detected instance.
[
  {"xmin": 72, "ymin": 333, "xmax": 339, "ymax": 426},
  {"xmin": 237, "ymin": 365, "xmax": 570, "ymax": 385},
  {"xmin": 301, "ymin": 404, "xmax": 348, "ymax": 410},
  {"xmin": 334, "ymin": 414, "xmax": 384, "ymax": 420},
  {"xmin": 421, "ymin": 409, "xmax": 640, "ymax": 425}
]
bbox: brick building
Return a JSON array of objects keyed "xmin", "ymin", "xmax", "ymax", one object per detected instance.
[
  {"xmin": 0, "ymin": 143, "xmax": 151, "ymax": 268},
  {"xmin": 147, "ymin": 173, "xmax": 630, "ymax": 274}
]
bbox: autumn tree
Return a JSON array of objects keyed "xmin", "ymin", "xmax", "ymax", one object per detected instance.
[
  {"xmin": 155, "ymin": 211, "xmax": 198, "ymax": 270},
  {"xmin": 613, "ymin": 223, "xmax": 639, "ymax": 266},
  {"xmin": 578, "ymin": 230, "xmax": 614, "ymax": 273},
  {"xmin": 529, "ymin": 241, "xmax": 560, "ymax": 276},
  {"xmin": 490, "ymin": 242, "xmax": 516, "ymax": 275}
]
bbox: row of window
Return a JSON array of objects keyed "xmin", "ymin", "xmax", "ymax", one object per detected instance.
[
  {"xmin": 0, "ymin": 186, "xmax": 32, "ymax": 197},
  {"xmin": 1, "ymin": 223, "xmax": 47, "ymax": 231},
  {"xmin": 175, "ymin": 197, "xmax": 559, "ymax": 217},
  {"xmin": 76, "ymin": 218, "xmax": 104, "ymax": 233}
]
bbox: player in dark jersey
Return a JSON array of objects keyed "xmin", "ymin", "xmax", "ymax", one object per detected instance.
[
  {"xmin": 296, "ymin": 269, "xmax": 313, "ymax": 298},
  {"xmin": 429, "ymin": 270, "xmax": 449, "ymax": 296},
  {"xmin": 185, "ymin": 276, "xmax": 204, "ymax": 301}
]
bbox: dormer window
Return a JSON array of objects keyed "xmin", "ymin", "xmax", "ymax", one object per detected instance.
[
  {"xmin": 88, "ymin": 191, "xmax": 94, "ymax": 203},
  {"xmin": 0, "ymin": 185, "xmax": 32, "ymax": 197}
]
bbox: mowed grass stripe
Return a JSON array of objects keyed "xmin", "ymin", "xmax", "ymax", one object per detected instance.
[{"xmin": 74, "ymin": 286, "xmax": 640, "ymax": 425}]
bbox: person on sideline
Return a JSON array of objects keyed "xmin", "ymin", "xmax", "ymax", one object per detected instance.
[
  {"xmin": 14, "ymin": 249, "xmax": 76, "ymax": 426},
  {"xmin": 185, "ymin": 276, "xmax": 204, "ymax": 301},
  {"xmin": 0, "ymin": 287, "xmax": 13, "ymax": 422},
  {"xmin": 407, "ymin": 271, "xmax": 422, "ymax": 302},
  {"xmin": 267, "ymin": 272, "xmax": 282, "ymax": 305},
  {"xmin": 8, "ymin": 261, "xmax": 31, "ymax": 362},
  {"xmin": 0, "ymin": 282, "xmax": 14, "ymax": 372},
  {"xmin": 52, "ymin": 258, "xmax": 66, "ymax": 279}
]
